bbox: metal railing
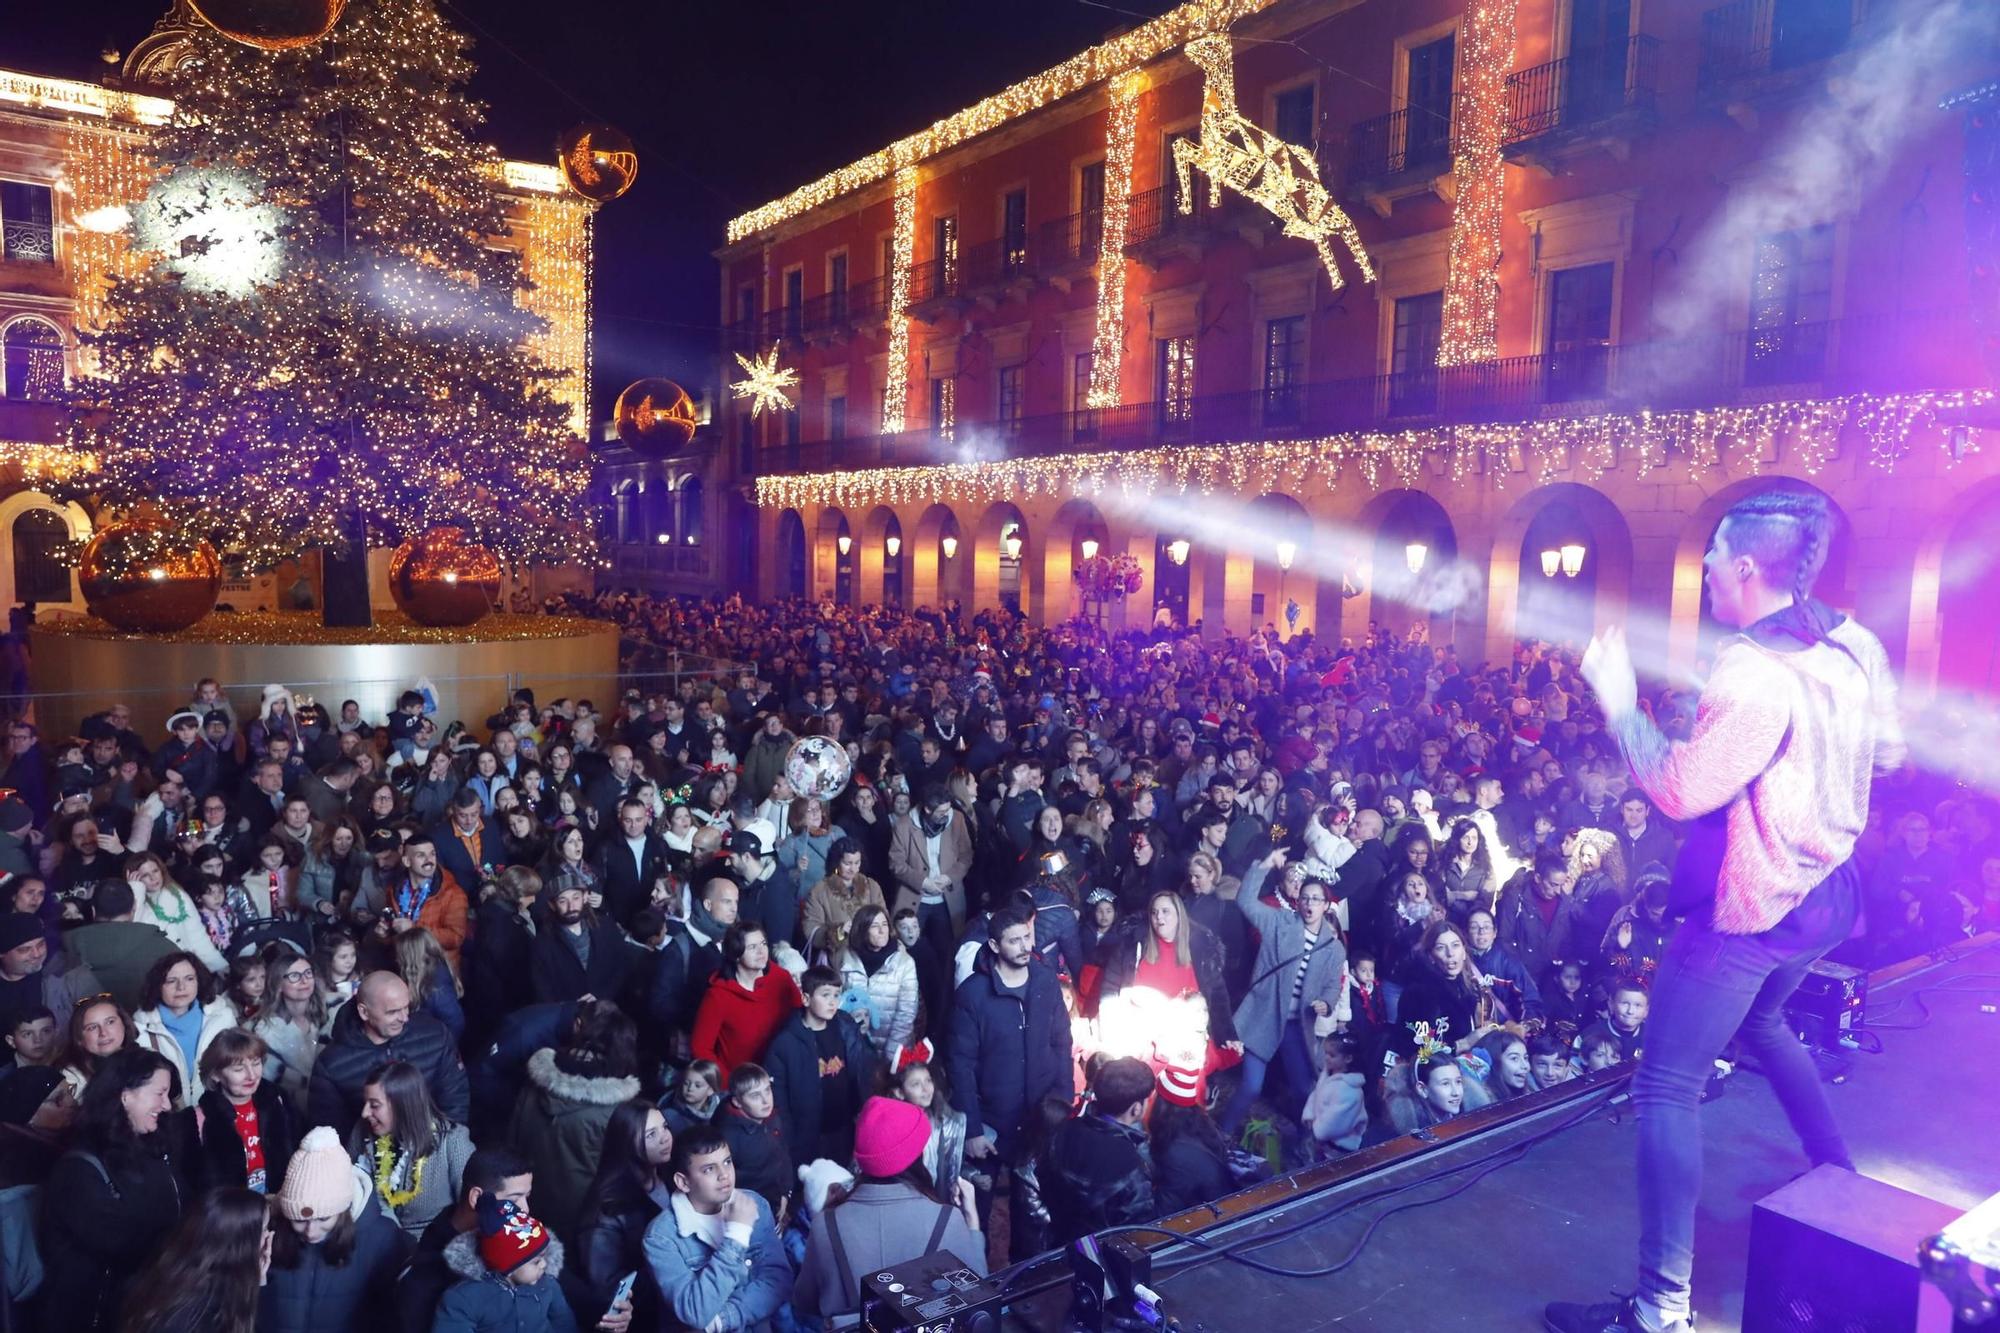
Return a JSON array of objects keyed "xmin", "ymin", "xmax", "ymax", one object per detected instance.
[
  {"xmin": 1125, "ymin": 184, "xmax": 1221, "ymax": 248},
  {"xmin": 904, "ymin": 255, "xmax": 959, "ymax": 308},
  {"xmin": 1504, "ymin": 36, "xmax": 1660, "ymax": 144},
  {"xmin": 1346, "ymin": 106, "xmax": 1456, "ymax": 183},
  {"xmin": 1699, "ymin": 0, "xmax": 1861, "ymax": 87},
  {"xmin": 957, "ymin": 233, "xmax": 1035, "ymax": 290},
  {"xmin": 1, "ymin": 220, "xmax": 53, "ymax": 264},
  {"xmin": 1040, "ymin": 208, "xmax": 1105, "ymax": 267},
  {"xmin": 752, "ymin": 308, "xmax": 1975, "ymax": 476}
]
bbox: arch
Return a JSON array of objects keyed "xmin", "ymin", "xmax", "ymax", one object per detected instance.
[
  {"xmin": 725, "ymin": 491, "xmax": 758, "ymax": 596},
  {"xmin": 611, "ymin": 478, "xmax": 639, "ymax": 545},
  {"xmin": 1909, "ymin": 475, "xmax": 2000, "ymax": 700},
  {"xmin": 912, "ymin": 503, "xmax": 963, "ymax": 610},
  {"xmin": 678, "ymin": 476, "xmax": 705, "ymax": 549},
  {"xmin": 0, "ymin": 491, "xmax": 89, "ymax": 610},
  {"xmin": 1153, "ymin": 530, "xmax": 1194, "ymax": 628},
  {"xmin": 1045, "ymin": 498, "xmax": 1110, "ymax": 622},
  {"xmin": 1, "ymin": 316, "xmax": 64, "ymax": 401},
  {"xmin": 1353, "ymin": 488, "xmax": 1464, "ymax": 647},
  {"xmin": 1246, "ymin": 493, "xmax": 1315, "ymax": 640},
  {"xmin": 643, "ymin": 478, "xmax": 675, "ymax": 547},
  {"xmin": 972, "ymin": 502, "xmax": 1031, "ymax": 615},
  {"xmin": 1669, "ymin": 477, "xmax": 1852, "ymax": 672},
  {"xmin": 860, "ymin": 505, "xmax": 903, "ymax": 608},
  {"xmin": 817, "ymin": 507, "xmax": 854, "ymax": 604},
  {"xmin": 776, "ymin": 509, "xmax": 807, "ymax": 598},
  {"xmin": 1486, "ymin": 482, "xmax": 1635, "ymax": 662}
]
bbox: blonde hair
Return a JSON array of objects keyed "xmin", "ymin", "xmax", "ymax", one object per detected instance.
[
  {"xmin": 394, "ymin": 928, "xmax": 459, "ymax": 1003},
  {"xmin": 1140, "ymin": 889, "xmax": 1189, "ymax": 965}
]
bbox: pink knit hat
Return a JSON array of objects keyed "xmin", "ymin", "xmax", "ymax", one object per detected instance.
[
  {"xmin": 279, "ymin": 1126, "xmax": 356, "ymax": 1220},
  {"xmin": 852, "ymin": 1096, "xmax": 932, "ymax": 1178}
]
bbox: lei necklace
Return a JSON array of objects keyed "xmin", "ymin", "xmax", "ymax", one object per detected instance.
[
  {"xmin": 372, "ymin": 1136, "xmax": 426, "ymax": 1209},
  {"xmin": 149, "ymin": 889, "xmax": 190, "ymax": 925}
]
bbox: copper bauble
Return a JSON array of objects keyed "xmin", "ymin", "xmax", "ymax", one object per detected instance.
[
  {"xmin": 77, "ymin": 519, "xmax": 222, "ymax": 634},
  {"xmin": 188, "ymin": 0, "xmax": 346, "ymax": 50},
  {"xmin": 556, "ymin": 124, "xmax": 639, "ymax": 204},
  {"xmin": 388, "ymin": 528, "xmax": 501, "ymax": 628},
  {"xmin": 614, "ymin": 378, "xmax": 698, "ymax": 456}
]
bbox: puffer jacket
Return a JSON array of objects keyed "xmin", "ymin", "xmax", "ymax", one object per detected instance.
[
  {"xmin": 307, "ymin": 996, "xmax": 469, "ymax": 1128},
  {"xmin": 256, "ymin": 1172, "xmax": 411, "ymax": 1333},
  {"xmin": 507, "ymin": 1048, "xmax": 641, "ymax": 1243},
  {"xmin": 572, "ymin": 1177, "xmax": 664, "ymax": 1330},
  {"xmin": 833, "ymin": 944, "xmax": 919, "ymax": 1050},
  {"xmin": 432, "ymin": 1228, "xmax": 579, "ymax": 1333},
  {"xmin": 1040, "ymin": 1114, "xmax": 1154, "ymax": 1248},
  {"xmin": 131, "ymin": 1001, "xmax": 238, "ymax": 1107}
]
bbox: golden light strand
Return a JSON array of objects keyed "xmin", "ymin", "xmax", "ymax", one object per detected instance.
[
  {"xmin": 516, "ymin": 193, "xmax": 595, "ymax": 435},
  {"xmin": 1087, "ymin": 74, "xmax": 1142, "ymax": 410},
  {"xmin": 1436, "ymin": 0, "xmax": 1518, "ymax": 366},
  {"xmin": 61, "ymin": 121, "xmax": 156, "ymax": 355},
  {"xmin": 880, "ymin": 166, "xmax": 918, "ymax": 432}
]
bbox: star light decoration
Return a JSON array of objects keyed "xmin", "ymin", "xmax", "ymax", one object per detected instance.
[{"xmin": 731, "ymin": 346, "xmax": 799, "ymax": 418}]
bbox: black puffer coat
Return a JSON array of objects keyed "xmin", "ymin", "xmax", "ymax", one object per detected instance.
[
  {"xmin": 1094, "ymin": 913, "xmax": 1239, "ymax": 1044},
  {"xmin": 39, "ymin": 1136, "xmax": 188, "ymax": 1333},
  {"xmin": 306, "ymin": 997, "xmax": 469, "ymax": 1129}
]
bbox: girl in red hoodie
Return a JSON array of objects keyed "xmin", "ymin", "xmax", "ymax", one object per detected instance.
[{"xmin": 691, "ymin": 922, "xmax": 803, "ymax": 1079}]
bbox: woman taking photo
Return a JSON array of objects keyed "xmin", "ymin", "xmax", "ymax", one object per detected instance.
[
  {"xmin": 690, "ymin": 920, "xmax": 803, "ymax": 1080},
  {"xmin": 115, "ymin": 1185, "xmax": 270, "ymax": 1333},
  {"xmin": 265, "ymin": 1125, "xmax": 411, "ymax": 1333},
  {"xmin": 507, "ymin": 999, "xmax": 642, "ymax": 1242},
  {"xmin": 132, "ymin": 951, "xmax": 234, "ymax": 1106},
  {"xmin": 252, "ymin": 944, "xmax": 326, "ymax": 1105},
  {"xmin": 41, "ymin": 1049, "xmax": 188, "ymax": 1332},
  {"xmin": 196, "ymin": 1029, "xmax": 300, "ymax": 1195},
  {"xmin": 346, "ymin": 1060, "xmax": 474, "ymax": 1235},
  {"xmin": 573, "ymin": 1100, "xmax": 671, "ymax": 1330},
  {"xmin": 833, "ymin": 903, "xmax": 919, "ymax": 1053}
]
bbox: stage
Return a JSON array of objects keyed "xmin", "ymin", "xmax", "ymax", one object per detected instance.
[{"xmin": 1004, "ymin": 941, "xmax": 2000, "ymax": 1332}]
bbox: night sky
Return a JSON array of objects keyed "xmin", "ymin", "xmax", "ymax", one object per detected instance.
[{"xmin": 14, "ymin": 0, "xmax": 1163, "ymax": 431}]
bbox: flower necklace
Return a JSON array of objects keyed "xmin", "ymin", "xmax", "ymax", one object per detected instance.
[
  {"xmin": 372, "ymin": 1136, "xmax": 426, "ymax": 1209},
  {"xmin": 149, "ymin": 888, "xmax": 190, "ymax": 925}
]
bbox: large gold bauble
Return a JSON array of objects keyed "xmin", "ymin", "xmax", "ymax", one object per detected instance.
[
  {"xmin": 77, "ymin": 519, "xmax": 223, "ymax": 634},
  {"xmin": 188, "ymin": 0, "xmax": 347, "ymax": 50},
  {"xmin": 614, "ymin": 378, "xmax": 698, "ymax": 456},
  {"xmin": 388, "ymin": 528, "xmax": 501, "ymax": 628},
  {"xmin": 556, "ymin": 124, "xmax": 639, "ymax": 204}
]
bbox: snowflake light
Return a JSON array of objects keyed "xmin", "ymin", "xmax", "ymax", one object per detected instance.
[
  {"xmin": 730, "ymin": 345, "xmax": 799, "ymax": 418},
  {"xmin": 132, "ymin": 166, "xmax": 285, "ymax": 298}
]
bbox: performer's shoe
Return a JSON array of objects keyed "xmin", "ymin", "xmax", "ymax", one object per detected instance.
[{"xmin": 1543, "ymin": 1294, "xmax": 1692, "ymax": 1333}]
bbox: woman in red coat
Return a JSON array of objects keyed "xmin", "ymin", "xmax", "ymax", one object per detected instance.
[{"xmin": 691, "ymin": 920, "xmax": 803, "ymax": 1079}]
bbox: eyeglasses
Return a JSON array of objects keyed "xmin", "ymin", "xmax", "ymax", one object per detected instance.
[{"xmin": 278, "ymin": 969, "xmax": 315, "ymax": 984}]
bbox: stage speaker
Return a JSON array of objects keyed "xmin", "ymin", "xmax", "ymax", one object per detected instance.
[{"xmin": 1746, "ymin": 1165, "xmax": 1963, "ymax": 1333}]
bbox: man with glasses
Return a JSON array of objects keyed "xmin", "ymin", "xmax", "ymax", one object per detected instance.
[{"xmin": 1, "ymin": 723, "xmax": 49, "ymax": 822}]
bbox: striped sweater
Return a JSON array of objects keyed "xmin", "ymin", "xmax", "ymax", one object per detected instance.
[{"xmin": 1611, "ymin": 616, "xmax": 1905, "ymax": 935}]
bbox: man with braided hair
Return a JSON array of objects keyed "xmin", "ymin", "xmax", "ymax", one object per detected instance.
[{"xmin": 1546, "ymin": 489, "xmax": 1905, "ymax": 1333}]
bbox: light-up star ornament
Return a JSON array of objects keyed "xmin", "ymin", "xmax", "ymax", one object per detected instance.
[
  {"xmin": 1172, "ymin": 35, "xmax": 1375, "ymax": 292},
  {"xmin": 730, "ymin": 346, "xmax": 799, "ymax": 418}
]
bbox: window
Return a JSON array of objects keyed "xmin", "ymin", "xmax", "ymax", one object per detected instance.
[
  {"xmin": 1072, "ymin": 352, "xmax": 1098, "ymax": 441},
  {"xmin": 932, "ymin": 216, "xmax": 958, "ymax": 296},
  {"xmin": 1390, "ymin": 292, "xmax": 1443, "ymax": 414},
  {"xmin": 0, "ymin": 183, "xmax": 55, "ymax": 265},
  {"xmin": 783, "ymin": 268, "xmax": 803, "ymax": 338},
  {"xmin": 11, "ymin": 509, "xmax": 69, "ymax": 603},
  {"xmin": 1274, "ymin": 84, "xmax": 1316, "ymax": 146},
  {"xmin": 1545, "ymin": 262, "xmax": 1615, "ymax": 400},
  {"xmin": 827, "ymin": 254, "xmax": 849, "ymax": 322},
  {"xmin": 1002, "ymin": 189, "xmax": 1028, "ymax": 272},
  {"xmin": 1164, "ymin": 130, "xmax": 1198, "ymax": 210},
  {"xmin": 1263, "ymin": 316, "xmax": 1306, "ymax": 424},
  {"xmin": 784, "ymin": 406, "xmax": 801, "ymax": 450},
  {"xmin": 1077, "ymin": 161, "xmax": 1106, "ymax": 256},
  {"xmin": 929, "ymin": 377, "xmax": 955, "ymax": 441},
  {"xmin": 678, "ymin": 478, "xmax": 704, "ymax": 548},
  {"xmin": 1405, "ymin": 33, "xmax": 1457, "ymax": 169},
  {"xmin": 998, "ymin": 365, "xmax": 1025, "ymax": 431},
  {"xmin": 828, "ymin": 395, "xmax": 848, "ymax": 442},
  {"xmin": 1746, "ymin": 224, "xmax": 1834, "ymax": 385},
  {"xmin": 1, "ymin": 319, "xmax": 63, "ymax": 400},
  {"xmin": 736, "ymin": 285, "xmax": 756, "ymax": 326},
  {"xmin": 1156, "ymin": 335, "xmax": 1196, "ymax": 426}
]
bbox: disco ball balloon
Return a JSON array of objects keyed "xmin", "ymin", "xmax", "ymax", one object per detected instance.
[
  {"xmin": 556, "ymin": 124, "xmax": 639, "ymax": 204},
  {"xmin": 783, "ymin": 735, "xmax": 853, "ymax": 803},
  {"xmin": 614, "ymin": 378, "xmax": 698, "ymax": 457},
  {"xmin": 189, "ymin": 0, "xmax": 346, "ymax": 50}
]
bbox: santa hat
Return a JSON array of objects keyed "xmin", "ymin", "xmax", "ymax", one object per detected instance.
[
  {"xmin": 1156, "ymin": 1062, "xmax": 1206, "ymax": 1107},
  {"xmin": 886, "ymin": 1038, "xmax": 935, "ymax": 1074},
  {"xmin": 476, "ymin": 1194, "xmax": 552, "ymax": 1275}
]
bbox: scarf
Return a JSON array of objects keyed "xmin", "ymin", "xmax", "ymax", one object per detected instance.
[{"xmin": 854, "ymin": 939, "xmax": 896, "ymax": 977}]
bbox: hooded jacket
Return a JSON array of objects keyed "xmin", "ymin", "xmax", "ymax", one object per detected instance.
[
  {"xmin": 432, "ymin": 1228, "xmax": 579, "ymax": 1333},
  {"xmin": 690, "ymin": 967, "xmax": 803, "ymax": 1081},
  {"xmin": 258, "ymin": 1171, "xmax": 413, "ymax": 1333},
  {"xmin": 508, "ymin": 1047, "xmax": 642, "ymax": 1244}
]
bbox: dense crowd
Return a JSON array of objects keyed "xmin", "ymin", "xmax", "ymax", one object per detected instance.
[{"xmin": 0, "ymin": 591, "xmax": 1988, "ymax": 1333}]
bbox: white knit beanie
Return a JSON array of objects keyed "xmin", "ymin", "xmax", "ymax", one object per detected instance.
[{"xmin": 279, "ymin": 1126, "xmax": 355, "ymax": 1221}]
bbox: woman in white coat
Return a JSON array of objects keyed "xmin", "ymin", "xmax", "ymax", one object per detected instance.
[
  {"xmin": 127, "ymin": 852, "xmax": 228, "ymax": 976},
  {"xmin": 834, "ymin": 904, "xmax": 920, "ymax": 1052},
  {"xmin": 130, "ymin": 950, "xmax": 236, "ymax": 1106}
]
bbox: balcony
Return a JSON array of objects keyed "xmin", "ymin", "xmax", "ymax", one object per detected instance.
[
  {"xmin": 903, "ymin": 256, "xmax": 965, "ymax": 322},
  {"xmin": 956, "ymin": 234, "xmax": 1037, "ymax": 307},
  {"xmin": 751, "ymin": 308, "xmax": 1974, "ymax": 476},
  {"xmin": 1, "ymin": 220, "xmax": 53, "ymax": 266},
  {"xmin": 1124, "ymin": 185, "xmax": 1234, "ymax": 267},
  {"xmin": 1503, "ymin": 36, "xmax": 1660, "ymax": 167},
  {"xmin": 1344, "ymin": 108, "xmax": 1457, "ymax": 217},
  {"xmin": 1700, "ymin": 0, "xmax": 1866, "ymax": 121},
  {"xmin": 1038, "ymin": 210, "xmax": 1104, "ymax": 292}
]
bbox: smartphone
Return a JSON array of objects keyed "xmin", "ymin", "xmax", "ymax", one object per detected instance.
[{"xmin": 612, "ymin": 1271, "xmax": 638, "ymax": 1309}]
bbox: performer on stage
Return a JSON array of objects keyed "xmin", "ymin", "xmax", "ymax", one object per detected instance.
[{"xmin": 1546, "ymin": 489, "xmax": 1905, "ymax": 1333}]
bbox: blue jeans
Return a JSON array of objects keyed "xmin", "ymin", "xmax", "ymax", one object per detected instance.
[
  {"xmin": 1220, "ymin": 1016, "xmax": 1316, "ymax": 1136},
  {"xmin": 1634, "ymin": 861, "xmax": 1859, "ymax": 1323}
]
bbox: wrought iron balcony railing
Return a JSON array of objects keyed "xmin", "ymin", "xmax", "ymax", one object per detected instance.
[
  {"xmin": 1346, "ymin": 106, "xmax": 1457, "ymax": 184},
  {"xmin": 1, "ymin": 221, "xmax": 53, "ymax": 265},
  {"xmin": 1699, "ymin": 0, "xmax": 1862, "ymax": 88},
  {"xmin": 1040, "ymin": 209, "xmax": 1105, "ymax": 268},
  {"xmin": 1503, "ymin": 36, "xmax": 1660, "ymax": 144}
]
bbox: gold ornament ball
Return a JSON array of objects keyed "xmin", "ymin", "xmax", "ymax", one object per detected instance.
[
  {"xmin": 188, "ymin": 0, "xmax": 346, "ymax": 50},
  {"xmin": 614, "ymin": 379, "xmax": 698, "ymax": 456},
  {"xmin": 556, "ymin": 124, "xmax": 639, "ymax": 204},
  {"xmin": 388, "ymin": 528, "xmax": 501, "ymax": 628},
  {"xmin": 77, "ymin": 519, "xmax": 223, "ymax": 634}
]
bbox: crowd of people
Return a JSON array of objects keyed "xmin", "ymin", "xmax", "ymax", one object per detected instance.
[{"xmin": 0, "ymin": 589, "xmax": 1987, "ymax": 1333}]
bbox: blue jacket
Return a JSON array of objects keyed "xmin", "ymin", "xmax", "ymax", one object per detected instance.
[
  {"xmin": 432, "ymin": 1229, "xmax": 580, "ymax": 1333},
  {"xmin": 256, "ymin": 1192, "xmax": 410, "ymax": 1333},
  {"xmin": 947, "ymin": 954, "xmax": 1075, "ymax": 1153},
  {"xmin": 641, "ymin": 1191, "xmax": 793, "ymax": 1333}
]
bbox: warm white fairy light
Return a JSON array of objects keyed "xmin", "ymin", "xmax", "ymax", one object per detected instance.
[
  {"xmin": 732, "ymin": 346, "xmax": 800, "ymax": 417},
  {"xmin": 1436, "ymin": 0, "xmax": 1518, "ymax": 366},
  {"xmin": 1087, "ymin": 74, "xmax": 1143, "ymax": 410},
  {"xmin": 881, "ymin": 166, "xmax": 918, "ymax": 432}
]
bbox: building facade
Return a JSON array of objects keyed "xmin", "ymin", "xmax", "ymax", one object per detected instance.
[
  {"xmin": 720, "ymin": 0, "xmax": 1999, "ymax": 703},
  {"xmin": 0, "ymin": 13, "xmax": 595, "ymax": 613}
]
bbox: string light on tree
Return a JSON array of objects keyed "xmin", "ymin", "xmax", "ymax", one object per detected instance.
[{"xmin": 730, "ymin": 345, "xmax": 800, "ymax": 418}]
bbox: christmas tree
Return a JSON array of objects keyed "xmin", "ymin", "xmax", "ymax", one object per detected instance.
[{"xmin": 65, "ymin": 0, "xmax": 588, "ymax": 626}]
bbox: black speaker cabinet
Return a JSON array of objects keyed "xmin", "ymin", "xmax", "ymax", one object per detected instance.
[{"xmin": 1746, "ymin": 1165, "xmax": 1963, "ymax": 1333}]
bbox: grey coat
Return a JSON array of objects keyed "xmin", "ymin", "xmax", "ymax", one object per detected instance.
[
  {"xmin": 1229, "ymin": 862, "xmax": 1351, "ymax": 1063},
  {"xmin": 795, "ymin": 1182, "xmax": 985, "ymax": 1319}
]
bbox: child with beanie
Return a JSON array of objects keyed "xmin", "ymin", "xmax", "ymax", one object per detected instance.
[
  {"xmin": 265, "ymin": 1126, "xmax": 412, "ymax": 1333},
  {"xmin": 432, "ymin": 1195, "xmax": 579, "ymax": 1332},
  {"xmin": 794, "ymin": 1096, "xmax": 985, "ymax": 1320}
]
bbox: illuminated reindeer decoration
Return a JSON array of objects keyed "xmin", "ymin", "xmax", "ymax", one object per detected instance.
[{"xmin": 1172, "ymin": 34, "xmax": 1377, "ymax": 292}]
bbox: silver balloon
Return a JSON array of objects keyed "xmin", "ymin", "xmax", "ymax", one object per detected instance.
[{"xmin": 783, "ymin": 735, "xmax": 853, "ymax": 802}]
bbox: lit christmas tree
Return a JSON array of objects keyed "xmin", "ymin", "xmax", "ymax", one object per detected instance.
[{"xmin": 66, "ymin": 0, "xmax": 588, "ymax": 626}]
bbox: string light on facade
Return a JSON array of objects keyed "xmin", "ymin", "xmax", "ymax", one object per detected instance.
[
  {"xmin": 752, "ymin": 390, "xmax": 1985, "ymax": 512},
  {"xmin": 881, "ymin": 166, "xmax": 918, "ymax": 432},
  {"xmin": 1436, "ymin": 0, "xmax": 1518, "ymax": 366},
  {"xmin": 515, "ymin": 193, "xmax": 595, "ymax": 435},
  {"xmin": 731, "ymin": 346, "xmax": 800, "ymax": 417},
  {"xmin": 1088, "ymin": 74, "xmax": 1142, "ymax": 410},
  {"xmin": 725, "ymin": 0, "xmax": 1278, "ymax": 243},
  {"xmin": 1173, "ymin": 37, "xmax": 1374, "ymax": 291}
]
